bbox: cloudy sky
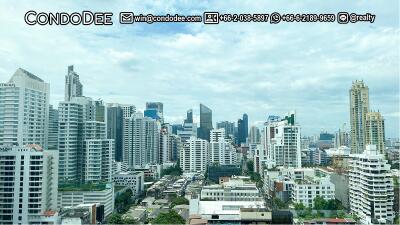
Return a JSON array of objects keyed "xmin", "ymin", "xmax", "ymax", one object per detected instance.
[{"xmin": 0, "ymin": 1, "xmax": 399, "ymax": 138}]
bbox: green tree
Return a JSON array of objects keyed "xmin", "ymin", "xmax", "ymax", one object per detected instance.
[
  {"xmin": 170, "ymin": 196, "xmax": 189, "ymax": 208},
  {"xmin": 161, "ymin": 164, "xmax": 183, "ymax": 177},
  {"xmin": 115, "ymin": 189, "xmax": 134, "ymax": 213},
  {"xmin": 107, "ymin": 213, "xmax": 123, "ymax": 224},
  {"xmin": 273, "ymin": 197, "xmax": 287, "ymax": 209},
  {"xmin": 313, "ymin": 196, "xmax": 327, "ymax": 210},
  {"xmin": 294, "ymin": 202, "xmax": 306, "ymax": 210},
  {"xmin": 122, "ymin": 217, "xmax": 137, "ymax": 224},
  {"xmin": 246, "ymin": 160, "xmax": 254, "ymax": 173},
  {"xmin": 152, "ymin": 210, "xmax": 185, "ymax": 224}
]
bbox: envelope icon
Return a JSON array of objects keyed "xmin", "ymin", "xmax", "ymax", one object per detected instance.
[{"xmin": 120, "ymin": 12, "xmax": 134, "ymax": 24}]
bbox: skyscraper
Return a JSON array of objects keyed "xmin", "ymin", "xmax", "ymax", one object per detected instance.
[
  {"xmin": 0, "ymin": 145, "xmax": 59, "ymax": 224},
  {"xmin": 237, "ymin": 113, "xmax": 248, "ymax": 144},
  {"xmin": 249, "ymin": 126, "xmax": 261, "ymax": 144},
  {"xmin": 107, "ymin": 104, "xmax": 124, "ymax": 161},
  {"xmin": 184, "ymin": 109, "xmax": 193, "ymax": 123},
  {"xmin": 58, "ymin": 97, "xmax": 94, "ymax": 183},
  {"xmin": 145, "ymin": 102, "xmax": 163, "ymax": 122},
  {"xmin": 216, "ymin": 121, "xmax": 235, "ymax": 139},
  {"xmin": 365, "ymin": 111, "xmax": 385, "ymax": 153},
  {"xmin": 64, "ymin": 65, "xmax": 83, "ymax": 101},
  {"xmin": 82, "ymin": 121, "xmax": 114, "ymax": 183},
  {"xmin": 198, "ymin": 104, "xmax": 213, "ymax": 141},
  {"xmin": 349, "ymin": 80, "xmax": 369, "ymax": 154},
  {"xmin": 48, "ymin": 104, "xmax": 59, "ymax": 150},
  {"xmin": 58, "ymin": 96, "xmax": 113, "ymax": 184},
  {"xmin": 177, "ymin": 109, "xmax": 197, "ymax": 144},
  {"xmin": 0, "ymin": 68, "xmax": 49, "ymax": 148},
  {"xmin": 123, "ymin": 113, "xmax": 159, "ymax": 169}
]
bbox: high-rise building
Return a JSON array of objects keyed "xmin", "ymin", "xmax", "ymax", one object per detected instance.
[
  {"xmin": 209, "ymin": 129, "xmax": 237, "ymax": 165},
  {"xmin": 216, "ymin": 121, "xmax": 235, "ymax": 139},
  {"xmin": 123, "ymin": 113, "xmax": 159, "ymax": 169},
  {"xmin": 0, "ymin": 145, "xmax": 58, "ymax": 224},
  {"xmin": 170, "ymin": 135, "xmax": 182, "ymax": 162},
  {"xmin": 263, "ymin": 112, "xmax": 301, "ymax": 168},
  {"xmin": 58, "ymin": 97, "xmax": 93, "ymax": 183},
  {"xmin": 184, "ymin": 109, "xmax": 193, "ymax": 123},
  {"xmin": 177, "ymin": 108, "xmax": 197, "ymax": 144},
  {"xmin": 160, "ymin": 127, "xmax": 171, "ymax": 163},
  {"xmin": 0, "ymin": 68, "xmax": 49, "ymax": 148},
  {"xmin": 64, "ymin": 65, "xmax": 83, "ymax": 101},
  {"xmin": 334, "ymin": 128, "xmax": 350, "ymax": 148},
  {"xmin": 365, "ymin": 111, "xmax": 385, "ymax": 153},
  {"xmin": 249, "ymin": 126, "xmax": 261, "ymax": 144},
  {"xmin": 58, "ymin": 97, "xmax": 113, "ymax": 183},
  {"xmin": 48, "ymin": 105, "xmax": 59, "ymax": 150},
  {"xmin": 145, "ymin": 102, "xmax": 163, "ymax": 122},
  {"xmin": 180, "ymin": 137, "xmax": 209, "ymax": 173},
  {"xmin": 198, "ymin": 104, "xmax": 213, "ymax": 141},
  {"xmin": 95, "ymin": 100, "xmax": 106, "ymax": 122},
  {"xmin": 82, "ymin": 121, "xmax": 114, "ymax": 183},
  {"xmin": 237, "ymin": 114, "xmax": 248, "ymax": 144},
  {"xmin": 107, "ymin": 104, "xmax": 123, "ymax": 161},
  {"xmin": 349, "ymin": 80, "xmax": 369, "ymax": 154},
  {"xmin": 349, "ymin": 145, "xmax": 394, "ymax": 224}
]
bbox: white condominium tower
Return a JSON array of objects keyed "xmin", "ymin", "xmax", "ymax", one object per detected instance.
[
  {"xmin": 209, "ymin": 128, "xmax": 237, "ymax": 165},
  {"xmin": 263, "ymin": 112, "xmax": 301, "ymax": 168},
  {"xmin": 349, "ymin": 80, "xmax": 369, "ymax": 154},
  {"xmin": 365, "ymin": 111, "xmax": 385, "ymax": 154},
  {"xmin": 123, "ymin": 113, "xmax": 159, "ymax": 169},
  {"xmin": 0, "ymin": 145, "xmax": 58, "ymax": 224},
  {"xmin": 64, "ymin": 65, "xmax": 83, "ymax": 101},
  {"xmin": 0, "ymin": 68, "xmax": 49, "ymax": 148},
  {"xmin": 82, "ymin": 121, "xmax": 114, "ymax": 183},
  {"xmin": 180, "ymin": 136, "xmax": 209, "ymax": 173},
  {"xmin": 58, "ymin": 96, "xmax": 113, "ymax": 183},
  {"xmin": 349, "ymin": 145, "xmax": 394, "ymax": 224}
]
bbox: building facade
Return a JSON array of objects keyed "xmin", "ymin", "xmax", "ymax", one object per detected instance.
[
  {"xmin": 112, "ymin": 172, "xmax": 144, "ymax": 195},
  {"xmin": 0, "ymin": 146, "xmax": 58, "ymax": 224},
  {"xmin": 349, "ymin": 145, "xmax": 394, "ymax": 224},
  {"xmin": 198, "ymin": 104, "xmax": 213, "ymax": 141},
  {"xmin": 180, "ymin": 137, "xmax": 208, "ymax": 173},
  {"xmin": 365, "ymin": 111, "xmax": 385, "ymax": 154},
  {"xmin": 0, "ymin": 68, "xmax": 49, "ymax": 148},
  {"xmin": 123, "ymin": 113, "xmax": 159, "ymax": 169},
  {"xmin": 263, "ymin": 112, "xmax": 301, "ymax": 168},
  {"xmin": 349, "ymin": 80, "xmax": 369, "ymax": 154},
  {"xmin": 64, "ymin": 65, "xmax": 83, "ymax": 101}
]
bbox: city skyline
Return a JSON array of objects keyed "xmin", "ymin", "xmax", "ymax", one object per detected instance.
[{"xmin": 0, "ymin": 0, "xmax": 398, "ymax": 138}]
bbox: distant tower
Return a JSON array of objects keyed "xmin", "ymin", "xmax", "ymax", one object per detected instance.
[
  {"xmin": 365, "ymin": 111, "xmax": 385, "ymax": 153},
  {"xmin": 198, "ymin": 104, "xmax": 213, "ymax": 141},
  {"xmin": 349, "ymin": 80, "xmax": 369, "ymax": 154},
  {"xmin": 237, "ymin": 113, "xmax": 249, "ymax": 144},
  {"xmin": 64, "ymin": 65, "xmax": 83, "ymax": 101}
]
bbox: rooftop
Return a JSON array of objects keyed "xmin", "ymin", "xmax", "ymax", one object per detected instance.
[{"xmin": 58, "ymin": 182, "xmax": 110, "ymax": 192}]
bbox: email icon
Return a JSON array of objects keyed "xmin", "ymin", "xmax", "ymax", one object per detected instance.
[{"xmin": 120, "ymin": 12, "xmax": 134, "ymax": 24}]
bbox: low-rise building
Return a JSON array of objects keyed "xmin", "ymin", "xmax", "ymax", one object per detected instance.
[
  {"xmin": 201, "ymin": 177, "xmax": 262, "ymax": 201},
  {"xmin": 112, "ymin": 171, "xmax": 144, "ymax": 195},
  {"xmin": 291, "ymin": 175, "xmax": 335, "ymax": 208},
  {"xmin": 58, "ymin": 183, "xmax": 114, "ymax": 217}
]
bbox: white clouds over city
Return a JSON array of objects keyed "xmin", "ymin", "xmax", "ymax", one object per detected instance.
[{"xmin": 0, "ymin": 0, "xmax": 398, "ymax": 137}]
